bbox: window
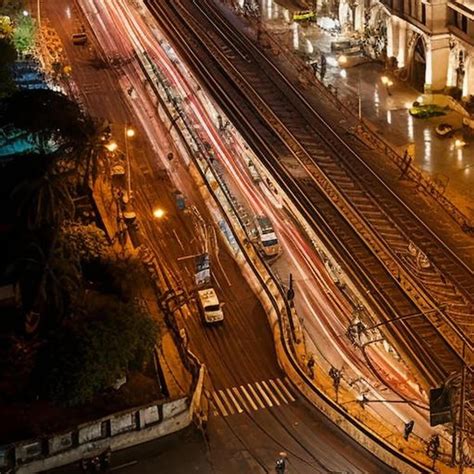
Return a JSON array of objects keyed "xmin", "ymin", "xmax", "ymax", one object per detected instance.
[
  {"xmin": 461, "ymin": 14, "xmax": 468, "ymax": 33},
  {"xmin": 421, "ymin": 3, "xmax": 426, "ymax": 23}
]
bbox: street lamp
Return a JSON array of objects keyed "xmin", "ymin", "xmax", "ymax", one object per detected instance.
[
  {"xmin": 381, "ymin": 75, "xmax": 393, "ymax": 95},
  {"xmin": 124, "ymin": 126, "xmax": 135, "ymax": 202},
  {"xmin": 105, "ymin": 141, "xmax": 118, "ymax": 153},
  {"xmin": 153, "ymin": 208, "xmax": 165, "ymax": 219},
  {"xmin": 22, "ymin": 10, "xmax": 29, "ymax": 16},
  {"xmin": 338, "ymin": 55, "xmax": 348, "ymax": 66}
]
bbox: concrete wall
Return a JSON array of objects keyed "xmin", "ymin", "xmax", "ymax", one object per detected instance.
[{"xmin": 0, "ymin": 397, "xmax": 191, "ymax": 474}]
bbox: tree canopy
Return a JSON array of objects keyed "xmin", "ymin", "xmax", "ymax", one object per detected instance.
[{"xmin": 39, "ymin": 294, "xmax": 158, "ymax": 406}]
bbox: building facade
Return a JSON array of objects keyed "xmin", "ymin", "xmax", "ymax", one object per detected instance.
[{"xmin": 337, "ymin": 0, "xmax": 474, "ymax": 101}]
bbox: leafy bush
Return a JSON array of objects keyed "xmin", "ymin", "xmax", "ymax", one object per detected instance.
[
  {"xmin": 38, "ymin": 295, "xmax": 158, "ymax": 406},
  {"xmin": 60, "ymin": 222, "xmax": 110, "ymax": 262}
]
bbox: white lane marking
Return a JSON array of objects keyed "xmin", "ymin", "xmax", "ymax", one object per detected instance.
[
  {"xmin": 226, "ymin": 388, "xmax": 243, "ymax": 414},
  {"xmin": 212, "ymin": 391, "xmax": 228, "ymax": 417},
  {"xmin": 255, "ymin": 382, "xmax": 273, "ymax": 407},
  {"xmin": 262, "ymin": 380, "xmax": 280, "ymax": 406},
  {"xmin": 240, "ymin": 385, "xmax": 258, "ymax": 411},
  {"xmin": 233, "ymin": 387, "xmax": 251, "ymax": 412},
  {"xmin": 218, "ymin": 390, "xmax": 235, "ymax": 415},
  {"xmin": 269, "ymin": 379, "xmax": 288, "ymax": 404},
  {"xmin": 247, "ymin": 383, "xmax": 266, "ymax": 409},
  {"xmin": 172, "ymin": 229, "xmax": 184, "ymax": 251},
  {"xmin": 279, "ymin": 378, "xmax": 296, "ymax": 402}
]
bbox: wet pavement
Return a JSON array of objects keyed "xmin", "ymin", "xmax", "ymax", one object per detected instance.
[{"xmin": 261, "ymin": 3, "xmax": 474, "ymax": 218}]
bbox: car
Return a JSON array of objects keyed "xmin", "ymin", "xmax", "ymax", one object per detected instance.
[
  {"xmin": 71, "ymin": 33, "xmax": 87, "ymax": 46},
  {"xmin": 197, "ymin": 288, "xmax": 224, "ymax": 324},
  {"xmin": 435, "ymin": 123, "xmax": 454, "ymax": 138},
  {"xmin": 173, "ymin": 190, "xmax": 186, "ymax": 210}
]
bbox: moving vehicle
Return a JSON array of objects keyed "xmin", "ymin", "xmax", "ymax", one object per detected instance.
[
  {"xmin": 195, "ymin": 253, "xmax": 211, "ymax": 287},
  {"xmin": 197, "ymin": 288, "xmax": 224, "ymax": 324},
  {"xmin": 293, "ymin": 10, "xmax": 316, "ymax": 22},
  {"xmin": 247, "ymin": 159, "xmax": 261, "ymax": 183},
  {"xmin": 255, "ymin": 215, "xmax": 280, "ymax": 258},
  {"xmin": 435, "ymin": 123, "xmax": 454, "ymax": 138},
  {"xmin": 173, "ymin": 190, "xmax": 186, "ymax": 210},
  {"xmin": 71, "ymin": 33, "xmax": 87, "ymax": 45}
]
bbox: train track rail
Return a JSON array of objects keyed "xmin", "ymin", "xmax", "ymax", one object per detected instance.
[{"xmin": 145, "ymin": 0, "xmax": 472, "ymax": 382}]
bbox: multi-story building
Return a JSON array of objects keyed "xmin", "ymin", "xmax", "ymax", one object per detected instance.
[{"xmin": 337, "ymin": 0, "xmax": 473, "ymax": 100}]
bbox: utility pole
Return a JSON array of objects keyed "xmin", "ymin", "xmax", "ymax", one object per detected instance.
[
  {"xmin": 358, "ymin": 70, "xmax": 362, "ymax": 120},
  {"xmin": 458, "ymin": 342, "xmax": 466, "ymax": 473}
]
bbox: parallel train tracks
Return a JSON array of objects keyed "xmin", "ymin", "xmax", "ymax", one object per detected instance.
[{"xmin": 145, "ymin": 0, "xmax": 473, "ymax": 385}]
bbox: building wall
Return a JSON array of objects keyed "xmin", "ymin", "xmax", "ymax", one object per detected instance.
[{"xmin": 370, "ymin": 0, "xmax": 473, "ymax": 99}]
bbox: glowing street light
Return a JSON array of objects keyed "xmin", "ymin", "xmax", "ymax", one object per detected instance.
[
  {"xmin": 153, "ymin": 208, "xmax": 165, "ymax": 219},
  {"xmin": 338, "ymin": 55, "xmax": 348, "ymax": 66},
  {"xmin": 22, "ymin": 10, "xmax": 29, "ymax": 16},
  {"xmin": 381, "ymin": 75, "xmax": 393, "ymax": 95},
  {"xmin": 105, "ymin": 141, "xmax": 118, "ymax": 152},
  {"xmin": 124, "ymin": 126, "xmax": 135, "ymax": 201},
  {"xmin": 455, "ymin": 138, "xmax": 466, "ymax": 148}
]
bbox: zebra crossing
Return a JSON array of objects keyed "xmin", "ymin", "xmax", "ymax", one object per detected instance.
[{"xmin": 209, "ymin": 378, "xmax": 296, "ymax": 417}]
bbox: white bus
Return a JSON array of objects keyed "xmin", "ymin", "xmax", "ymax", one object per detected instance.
[{"xmin": 255, "ymin": 215, "xmax": 280, "ymax": 258}]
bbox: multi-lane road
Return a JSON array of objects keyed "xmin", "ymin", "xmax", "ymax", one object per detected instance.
[
  {"xmin": 41, "ymin": 0, "xmax": 400, "ymax": 471},
  {"xmin": 147, "ymin": 0, "xmax": 473, "ymax": 395}
]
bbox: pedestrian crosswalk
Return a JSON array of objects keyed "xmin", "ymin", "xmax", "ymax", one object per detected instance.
[{"xmin": 209, "ymin": 378, "xmax": 296, "ymax": 417}]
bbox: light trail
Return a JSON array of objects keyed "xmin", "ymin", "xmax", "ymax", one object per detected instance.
[{"xmin": 78, "ymin": 0, "xmax": 436, "ymax": 440}]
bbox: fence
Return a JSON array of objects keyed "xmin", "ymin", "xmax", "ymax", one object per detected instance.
[{"xmin": 244, "ymin": 12, "xmax": 473, "ymax": 233}]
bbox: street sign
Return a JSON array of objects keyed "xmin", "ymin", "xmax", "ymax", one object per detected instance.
[{"xmin": 429, "ymin": 387, "xmax": 452, "ymax": 427}]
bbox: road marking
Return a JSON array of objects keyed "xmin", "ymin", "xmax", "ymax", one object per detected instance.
[
  {"xmin": 279, "ymin": 378, "xmax": 296, "ymax": 402},
  {"xmin": 211, "ymin": 378, "xmax": 295, "ymax": 417},
  {"xmin": 269, "ymin": 379, "xmax": 288, "ymax": 404},
  {"xmin": 173, "ymin": 229, "xmax": 184, "ymax": 251},
  {"xmin": 212, "ymin": 391, "xmax": 228, "ymax": 417},
  {"xmin": 255, "ymin": 382, "xmax": 273, "ymax": 407},
  {"xmin": 218, "ymin": 390, "xmax": 235, "ymax": 416},
  {"xmin": 233, "ymin": 387, "xmax": 251, "ymax": 412},
  {"xmin": 111, "ymin": 460, "xmax": 138, "ymax": 471},
  {"xmin": 240, "ymin": 385, "xmax": 258, "ymax": 411},
  {"xmin": 262, "ymin": 380, "xmax": 280, "ymax": 406},
  {"xmin": 247, "ymin": 383, "xmax": 266, "ymax": 409},
  {"xmin": 226, "ymin": 388, "xmax": 243, "ymax": 414}
]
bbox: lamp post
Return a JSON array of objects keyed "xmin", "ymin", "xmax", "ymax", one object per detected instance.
[
  {"xmin": 153, "ymin": 208, "xmax": 166, "ymax": 219},
  {"xmin": 124, "ymin": 126, "xmax": 135, "ymax": 202},
  {"xmin": 381, "ymin": 75, "xmax": 393, "ymax": 96}
]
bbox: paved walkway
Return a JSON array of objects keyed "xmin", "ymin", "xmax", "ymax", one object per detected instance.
[{"xmin": 263, "ymin": 5, "xmax": 474, "ymax": 218}]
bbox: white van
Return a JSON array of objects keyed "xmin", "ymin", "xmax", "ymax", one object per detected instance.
[
  {"xmin": 255, "ymin": 215, "xmax": 280, "ymax": 258},
  {"xmin": 197, "ymin": 288, "xmax": 224, "ymax": 324}
]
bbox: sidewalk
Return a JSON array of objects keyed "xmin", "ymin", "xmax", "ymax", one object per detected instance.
[{"xmin": 261, "ymin": 7, "xmax": 474, "ymax": 219}]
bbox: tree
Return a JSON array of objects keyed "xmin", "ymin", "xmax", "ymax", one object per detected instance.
[
  {"xmin": 0, "ymin": 89, "xmax": 109, "ymax": 187},
  {"xmin": 12, "ymin": 14, "xmax": 36, "ymax": 54},
  {"xmin": 15, "ymin": 239, "xmax": 82, "ymax": 329},
  {"xmin": 0, "ymin": 89, "xmax": 91, "ymax": 150},
  {"xmin": 11, "ymin": 169, "xmax": 75, "ymax": 230},
  {"xmin": 59, "ymin": 222, "xmax": 110, "ymax": 262},
  {"xmin": 38, "ymin": 294, "xmax": 158, "ymax": 406},
  {"xmin": 0, "ymin": 37, "xmax": 17, "ymax": 98},
  {"xmin": 0, "ymin": 16, "xmax": 13, "ymax": 38}
]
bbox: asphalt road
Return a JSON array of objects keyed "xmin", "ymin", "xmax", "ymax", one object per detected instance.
[{"xmin": 41, "ymin": 0, "xmax": 393, "ymax": 472}]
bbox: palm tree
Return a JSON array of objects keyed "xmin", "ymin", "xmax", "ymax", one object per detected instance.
[
  {"xmin": 11, "ymin": 168, "xmax": 75, "ymax": 231},
  {"xmin": 14, "ymin": 239, "xmax": 82, "ymax": 332}
]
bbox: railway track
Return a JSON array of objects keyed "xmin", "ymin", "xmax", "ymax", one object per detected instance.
[{"xmin": 145, "ymin": 0, "xmax": 472, "ymax": 383}]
